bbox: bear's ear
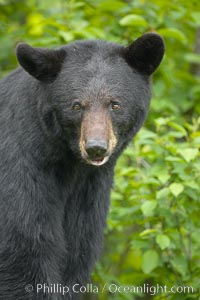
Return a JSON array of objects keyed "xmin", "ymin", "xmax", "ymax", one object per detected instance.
[
  {"xmin": 124, "ymin": 33, "xmax": 165, "ymax": 76},
  {"xmin": 16, "ymin": 43, "xmax": 66, "ymax": 83}
]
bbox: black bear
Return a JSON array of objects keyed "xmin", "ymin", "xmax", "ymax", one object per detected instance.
[{"xmin": 0, "ymin": 33, "xmax": 164, "ymax": 299}]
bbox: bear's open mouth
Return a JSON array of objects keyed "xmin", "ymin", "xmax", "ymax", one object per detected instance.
[{"xmin": 87, "ymin": 156, "xmax": 109, "ymax": 166}]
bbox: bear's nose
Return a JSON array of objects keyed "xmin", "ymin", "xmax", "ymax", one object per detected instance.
[{"xmin": 85, "ymin": 140, "xmax": 107, "ymax": 159}]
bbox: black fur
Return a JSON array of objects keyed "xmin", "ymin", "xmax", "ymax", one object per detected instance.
[
  {"xmin": 124, "ymin": 33, "xmax": 165, "ymax": 75},
  {"xmin": 0, "ymin": 33, "xmax": 164, "ymax": 299},
  {"xmin": 16, "ymin": 43, "xmax": 66, "ymax": 83}
]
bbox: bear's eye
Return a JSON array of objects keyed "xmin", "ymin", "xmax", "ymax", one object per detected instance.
[
  {"xmin": 110, "ymin": 101, "xmax": 120, "ymax": 111},
  {"xmin": 72, "ymin": 101, "xmax": 82, "ymax": 111}
]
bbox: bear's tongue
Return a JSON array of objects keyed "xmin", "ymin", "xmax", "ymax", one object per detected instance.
[
  {"xmin": 89, "ymin": 156, "xmax": 109, "ymax": 166},
  {"xmin": 94, "ymin": 157, "xmax": 104, "ymax": 162}
]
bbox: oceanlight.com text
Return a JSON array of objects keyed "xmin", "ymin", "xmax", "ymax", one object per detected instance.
[{"xmin": 24, "ymin": 282, "xmax": 196, "ymax": 296}]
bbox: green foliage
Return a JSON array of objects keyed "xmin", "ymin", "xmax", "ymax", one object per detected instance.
[
  {"xmin": 94, "ymin": 117, "xmax": 200, "ymax": 299},
  {"xmin": 0, "ymin": 0, "xmax": 200, "ymax": 299}
]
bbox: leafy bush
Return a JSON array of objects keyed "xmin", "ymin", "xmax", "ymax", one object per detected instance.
[{"xmin": 94, "ymin": 117, "xmax": 200, "ymax": 299}]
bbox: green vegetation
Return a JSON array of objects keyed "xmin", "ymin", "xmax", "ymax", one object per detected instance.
[{"xmin": 0, "ymin": 1, "xmax": 199, "ymax": 299}]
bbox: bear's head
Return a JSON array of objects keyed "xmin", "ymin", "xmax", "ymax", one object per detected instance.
[{"xmin": 16, "ymin": 33, "xmax": 164, "ymax": 166}]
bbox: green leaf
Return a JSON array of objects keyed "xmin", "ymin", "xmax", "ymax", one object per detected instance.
[
  {"xmin": 98, "ymin": 0, "xmax": 125, "ymax": 12},
  {"xmin": 184, "ymin": 181, "xmax": 199, "ymax": 190},
  {"xmin": 157, "ymin": 28, "xmax": 187, "ymax": 43},
  {"xmin": 178, "ymin": 148, "xmax": 199, "ymax": 162},
  {"xmin": 58, "ymin": 31, "xmax": 74, "ymax": 42},
  {"xmin": 119, "ymin": 14, "xmax": 147, "ymax": 27},
  {"xmin": 165, "ymin": 156, "xmax": 183, "ymax": 162},
  {"xmin": 191, "ymin": 12, "xmax": 200, "ymax": 26},
  {"xmin": 184, "ymin": 53, "xmax": 200, "ymax": 64},
  {"xmin": 140, "ymin": 228, "xmax": 158, "ymax": 237},
  {"xmin": 156, "ymin": 187, "xmax": 170, "ymax": 199},
  {"xmin": 111, "ymin": 191, "xmax": 122, "ymax": 201},
  {"xmin": 141, "ymin": 201, "xmax": 157, "ymax": 217},
  {"xmin": 142, "ymin": 250, "xmax": 159, "ymax": 274},
  {"xmin": 155, "ymin": 117, "xmax": 169, "ymax": 126},
  {"xmin": 171, "ymin": 256, "xmax": 188, "ymax": 277},
  {"xmin": 167, "ymin": 131, "xmax": 187, "ymax": 138},
  {"xmin": 151, "ymin": 164, "xmax": 170, "ymax": 184},
  {"xmin": 139, "ymin": 128, "xmax": 157, "ymax": 140},
  {"xmin": 169, "ymin": 183, "xmax": 184, "ymax": 197},
  {"xmin": 156, "ymin": 234, "xmax": 170, "ymax": 250},
  {"xmin": 168, "ymin": 121, "xmax": 188, "ymax": 136},
  {"xmin": 157, "ymin": 172, "xmax": 170, "ymax": 184}
]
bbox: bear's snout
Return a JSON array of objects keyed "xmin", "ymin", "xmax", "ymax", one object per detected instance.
[
  {"xmin": 79, "ymin": 111, "xmax": 117, "ymax": 166},
  {"xmin": 85, "ymin": 139, "xmax": 108, "ymax": 159},
  {"xmin": 85, "ymin": 139, "xmax": 109, "ymax": 166}
]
